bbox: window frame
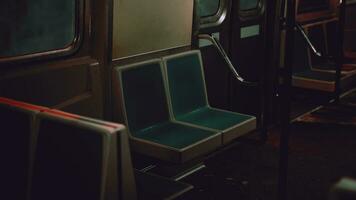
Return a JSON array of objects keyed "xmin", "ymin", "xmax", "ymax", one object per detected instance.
[
  {"xmin": 297, "ymin": 0, "xmax": 330, "ymax": 14},
  {"xmin": 199, "ymin": 0, "xmax": 229, "ymax": 29},
  {"xmin": 0, "ymin": 0, "xmax": 84, "ymax": 64},
  {"xmin": 238, "ymin": 0, "xmax": 265, "ymax": 20},
  {"xmin": 295, "ymin": 0, "xmax": 337, "ymax": 23}
]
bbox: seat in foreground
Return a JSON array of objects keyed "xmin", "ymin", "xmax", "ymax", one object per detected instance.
[
  {"xmin": 30, "ymin": 110, "xmax": 137, "ymax": 200},
  {"xmin": 0, "ymin": 97, "xmax": 47, "ymax": 200}
]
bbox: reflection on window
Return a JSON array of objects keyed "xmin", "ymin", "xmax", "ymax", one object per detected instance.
[
  {"xmin": 239, "ymin": 0, "xmax": 260, "ymax": 11},
  {"xmin": 199, "ymin": 0, "xmax": 220, "ymax": 17},
  {"xmin": 0, "ymin": 0, "xmax": 76, "ymax": 58}
]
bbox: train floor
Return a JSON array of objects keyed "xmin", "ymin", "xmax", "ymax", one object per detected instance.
[
  {"xmin": 177, "ymin": 123, "xmax": 356, "ymax": 200},
  {"xmin": 177, "ymin": 91, "xmax": 356, "ymax": 200}
]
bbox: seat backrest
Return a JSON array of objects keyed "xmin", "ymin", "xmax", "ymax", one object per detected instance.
[
  {"xmin": 0, "ymin": 97, "xmax": 45, "ymax": 200},
  {"xmin": 113, "ymin": 59, "xmax": 170, "ymax": 134},
  {"xmin": 293, "ymin": 29, "xmax": 312, "ymax": 73},
  {"xmin": 163, "ymin": 50, "xmax": 208, "ymax": 118},
  {"xmin": 30, "ymin": 110, "xmax": 137, "ymax": 200}
]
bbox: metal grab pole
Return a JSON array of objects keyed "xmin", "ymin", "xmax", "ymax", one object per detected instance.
[
  {"xmin": 198, "ymin": 34, "xmax": 258, "ymax": 87},
  {"xmin": 335, "ymin": 0, "xmax": 346, "ymax": 103},
  {"xmin": 278, "ymin": 0, "xmax": 296, "ymax": 199},
  {"xmin": 295, "ymin": 23, "xmax": 323, "ymax": 57}
]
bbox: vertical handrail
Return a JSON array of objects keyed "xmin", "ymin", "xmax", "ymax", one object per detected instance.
[
  {"xmin": 278, "ymin": 0, "xmax": 295, "ymax": 199},
  {"xmin": 334, "ymin": 0, "xmax": 346, "ymax": 103}
]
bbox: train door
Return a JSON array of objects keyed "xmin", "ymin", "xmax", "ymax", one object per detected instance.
[
  {"xmin": 197, "ymin": 0, "xmax": 282, "ymax": 134},
  {"xmin": 228, "ymin": 0, "xmax": 267, "ymax": 116},
  {"xmin": 228, "ymin": 0, "xmax": 283, "ymax": 130},
  {"xmin": 196, "ymin": 0, "xmax": 231, "ymax": 111}
]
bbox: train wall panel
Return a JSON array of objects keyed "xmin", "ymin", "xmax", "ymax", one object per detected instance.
[
  {"xmin": 113, "ymin": 0, "xmax": 193, "ymax": 59},
  {"xmin": 0, "ymin": 59, "xmax": 103, "ymax": 118}
]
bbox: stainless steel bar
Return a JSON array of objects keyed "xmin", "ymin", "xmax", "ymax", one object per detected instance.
[{"xmin": 198, "ymin": 34, "xmax": 258, "ymax": 86}]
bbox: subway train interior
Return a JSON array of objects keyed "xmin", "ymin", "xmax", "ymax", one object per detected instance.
[{"xmin": 1, "ymin": 0, "xmax": 356, "ymax": 199}]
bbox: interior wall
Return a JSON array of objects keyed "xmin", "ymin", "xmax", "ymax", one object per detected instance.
[{"xmin": 112, "ymin": 0, "xmax": 194, "ymax": 59}]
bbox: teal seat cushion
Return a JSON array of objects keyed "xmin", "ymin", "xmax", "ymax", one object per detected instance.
[
  {"xmin": 134, "ymin": 121, "xmax": 217, "ymax": 149},
  {"xmin": 164, "ymin": 51, "xmax": 256, "ymax": 135},
  {"xmin": 165, "ymin": 53, "xmax": 208, "ymax": 117},
  {"xmin": 176, "ymin": 107, "xmax": 254, "ymax": 131},
  {"xmin": 294, "ymin": 70, "xmax": 344, "ymax": 82}
]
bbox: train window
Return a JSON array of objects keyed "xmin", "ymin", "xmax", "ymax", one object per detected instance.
[
  {"xmin": 239, "ymin": 0, "xmax": 260, "ymax": 11},
  {"xmin": 347, "ymin": 0, "xmax": 356, "ymax": 5},
  {"xmin": 199, "ymin": 0, "xmax": 227, "ymax": 28},
  {"xmin": 238, "ymin": 0, "xmax": 264, "ymax": 18},
  {"xmin": 0, "ymin": 0, "xmax": 81, "ymax": 62},
  {"xmin": 297, "ymin": 0, "xmax": 330, "ymax": 13},
  {"xmin": 199, "ymin": 0, "xmax": 220, "ymax": 17}
]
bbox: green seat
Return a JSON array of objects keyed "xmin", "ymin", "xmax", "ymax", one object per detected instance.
[
  {"xmin": 113, "ymin": 59, "xmax": 221, "ymax": 163},
  {"xmin": 163, "ymin": 51, "xmax": 256, "ymax": 144},
  {"xmin": 176, "ymin": 107, "xmax": 253, "ymax": 130}
]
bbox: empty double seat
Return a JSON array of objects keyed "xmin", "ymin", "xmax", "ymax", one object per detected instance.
[
  {"xmin": 310, "ymin": 20, "xmax": 356, "ymax": 74},
  {"xmin": 113, "ymin": 50, "xmax": 256, "ymax": 163},
  {"xmin": 292, "ymin": 20, "xmax": 356, "ymax": 92},
  {"xmin": 292, "ymin": 25, "xmax": 356, "ymax": 92}
]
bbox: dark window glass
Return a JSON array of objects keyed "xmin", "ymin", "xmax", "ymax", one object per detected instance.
[
  {"xmin": 0, "ymin": 0, "xmax": 77, "ymax": 58},
  {"xmin": 298, "ymin": 0, "xmax": 329, "ymax": 13},
  {"xmin": 239, "ymin": 0, "xmax": 260, "ymax": 11},
  {"xmin": 199, "ymin": 0, "xmax": 220, "ymax": 17}
]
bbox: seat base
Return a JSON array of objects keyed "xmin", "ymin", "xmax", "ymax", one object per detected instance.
[
  {"xmin": 293, "ymin": 70, "xmax": 356, "ymax": 92},
  {"xmin": 131, "ymin": 122, "xmax": 221, "ymax": 163},
  {"xmin": 135, "ymin": 170, "xmax": 193, "ymax": 200}
]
